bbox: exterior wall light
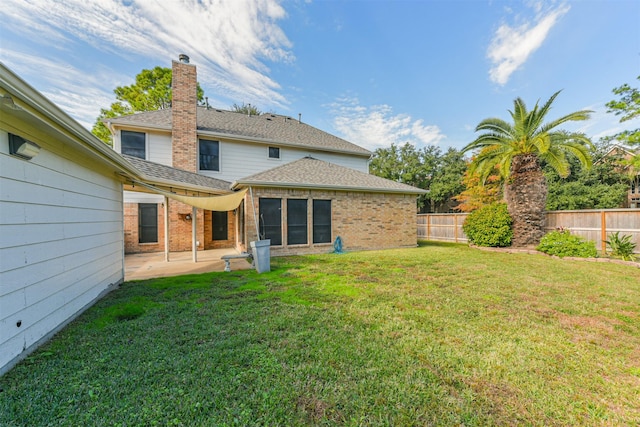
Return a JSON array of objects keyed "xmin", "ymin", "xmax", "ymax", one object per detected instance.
[{"xmin": 9, "ymin": 133, "xmax": 41, "ymax": 160}]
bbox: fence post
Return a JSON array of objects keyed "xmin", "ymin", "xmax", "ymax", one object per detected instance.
[
  {"xmin": 427, "ymin": 214, "xmax": 431, "ymax": 240},
  {"xmin": 601, "ymin": 210, "xmax": 607, "ymax": 253},
  {"xmin": 454, "ymin": 214, "xmax": 458, "ymax": 243}
]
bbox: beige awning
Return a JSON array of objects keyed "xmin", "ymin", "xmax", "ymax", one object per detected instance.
[{"xmin": 132, "ymin": 180, "xmax": 247, "ymax": 211}]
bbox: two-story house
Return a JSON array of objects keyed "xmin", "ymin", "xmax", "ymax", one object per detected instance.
[
  {"xmin": 600, "ymin": 144, "xmax": 640, "ymax": 208},
  {"xmin": 108, "ymin": 55, "xmax": 426, "ymax": 256}
]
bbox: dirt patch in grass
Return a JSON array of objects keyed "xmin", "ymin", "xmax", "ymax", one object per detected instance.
[{"xmin": 297, "ymin": 394, "xmax": 333, "ymax": 423}]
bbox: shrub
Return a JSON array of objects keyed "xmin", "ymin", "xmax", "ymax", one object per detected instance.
[
  {"xmin": 536, "ymin": 230, "xmax": 597, "ymax": 258},
  {"xmin": 462, "ymin": 202, "xmax": 512, "ymax": 247},
  {"xmin": 605, "ymin": 232, "xmax": 637, "ymax": 261}
]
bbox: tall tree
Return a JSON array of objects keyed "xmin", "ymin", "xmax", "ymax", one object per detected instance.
[
  {"xmin": 605, "ymin": 75, "xmax": 640, "ymax": 146},
  {"xmin": 427, "ymin": 148, "xmax": 467, "ymax": 212},
  {"xmin": 92, "ymin": 66, "xmax": 204, "ymax": 144},
  {"xmin": 369, "ymin": 143, "xmax": 466, "ymax": 212},
  {"xmin": 462, "ymin": 91, "xmax": 593, "ymax": 247},
  {"xmin": 545, "ymin": 142, "xmax": 628, "ymax": 210},
  {"xmin": 370, "ymin": 142, "xmax": 432, "ymax": 209}
]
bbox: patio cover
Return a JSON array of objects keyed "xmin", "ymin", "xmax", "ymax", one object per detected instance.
[{"xmin": 132, "ymin": 180, "xmax": 247, "ymax": 211}]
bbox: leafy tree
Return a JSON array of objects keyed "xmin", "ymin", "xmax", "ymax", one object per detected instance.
[
  {"xmin": 370, "ymin": 142, "xmax": 433, "ymax": 209},
  {"xmin": 92, "ymin": 66, "xmax": 205, "ymax": 144},
  {"xmin": 369, "ymin": 143, "xmax": 466, "ymax": 212},
  {"xmin": 231, "ymin": 102, "xmax": 263, "ymax": 116},
  {"xmin": 605, "ymin": 75, "xmax": 640, "ymax": 146},
  {"xmin": 427, "ymin": 148, "xmax": 466, "ymax": 212},
  {"xmin": 545, "ymin": 141, "xmax": 629, "ymax": 210},
  {"xmin": 453, "ymin": 165, "xmax": 503, "ymax": 212},
  {"xmin": 462, "ymin": 91, "xmax": 593, "ymax": 247}
]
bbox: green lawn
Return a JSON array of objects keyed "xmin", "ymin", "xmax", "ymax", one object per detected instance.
[{"xmin": 2, "ymin": 242, "xmax": 639, "ymax": 426}]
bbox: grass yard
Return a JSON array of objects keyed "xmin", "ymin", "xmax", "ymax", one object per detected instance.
[{"xmin": 1, "ymin": 242, "xmax": 639, "ymax": 426}]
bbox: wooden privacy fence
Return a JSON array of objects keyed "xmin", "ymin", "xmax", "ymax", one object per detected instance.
[{"xmin": 417, "ymin": 209, "xmax": 640, "ymax": 253}]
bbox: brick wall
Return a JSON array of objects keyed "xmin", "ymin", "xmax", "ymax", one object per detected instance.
[
  {"xmin": 124, "ymin": 200, "xmax": 240, "ymax": 253},
  {"xmin": 171, "ymin": 58, "xmax": 197, "ymax": 172},
  {"xmin": 243, "ymin": 188, "xmax": 418, "ymax": 256},
  {"xmin": 167, "ymin": 200, "xmax": 203, "ymax": 252},
  {"xmin": 123, "ymin": 202, "xmax": 165, "ymax": 253},
  {"xmin": 203, "ymin": 210, "xmax": 237, "ymax": 249}
]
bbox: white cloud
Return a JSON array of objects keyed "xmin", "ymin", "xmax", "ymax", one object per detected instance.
[
  {"xmin": 0, "ymin": 49, "xmax": 123, "ymax": 128},
  {"xmin": 0, "ymin": 0, "xmax": 293, "ymax": 111},
  {"xmin": 487, "ymin": 3, "xmax": 570, "ymax": 85},
  {"xmin": 328, "ymin": 96, "xmax": 445, "ymax": 151}
]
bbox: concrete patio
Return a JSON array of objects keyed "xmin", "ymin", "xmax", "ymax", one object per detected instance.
[{"xmin": 124, "ymin": 248, "xmax": 254, "ymax": 281}]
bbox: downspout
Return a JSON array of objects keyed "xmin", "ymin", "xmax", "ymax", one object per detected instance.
[
  {"xmin": 164, "ymin": 196, "xmax": 170, "ymax": 262},
  {"xmin": 249, "ymin": 186, "xmax": 260, "ymax": 240},
  {"xmin": 192, "ymin": 206, "xmax": 198, "ymax": 262}
]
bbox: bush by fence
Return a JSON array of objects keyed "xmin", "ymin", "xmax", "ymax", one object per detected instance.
[{"xmin": 417, "ymin": 209, "xmax": 640, "ymax": 253}]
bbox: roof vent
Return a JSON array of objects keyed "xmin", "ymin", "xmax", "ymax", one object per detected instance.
[{"xmin": 178, "ymin": 54, "xmax": 190, "ymax": 64}]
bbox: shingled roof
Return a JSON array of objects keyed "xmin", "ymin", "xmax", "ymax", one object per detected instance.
[
  {"xmin": 108, "ymin": 107, "xmax": 372, "ymax": 157},
  {"xmin": 122, "ymin": 154, "xmax": 232, "ymax": 193},
  {"xmin": 233, "ymin": 157, "xmax": 427, "ymax": 194}
]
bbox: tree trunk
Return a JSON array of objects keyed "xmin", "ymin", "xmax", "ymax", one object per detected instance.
[{"xmin": 504, "ymin": 154, "xmax": 547, "ymax": 247}]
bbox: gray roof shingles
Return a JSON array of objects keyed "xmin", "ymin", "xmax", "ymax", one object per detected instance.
[
  {"xmin": 122, "ymin": 154, "xmax": 231, "ymax": 192},
  {"xmin": 234, "ymin": 157, "xmax": 427, "ymax": 194},
  {"xmin": 109, "ymin": 107, "xmax": 372, "ymax": 156}
]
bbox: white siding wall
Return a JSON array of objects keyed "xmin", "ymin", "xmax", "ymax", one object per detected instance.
[
  {"xmin": 114, "ymin": 129, "xmax": 172, "ymax": 166},
  {"xmin": 0, "ymin": 130, "xmax": 124, "ymax": 374},
  {"xmin": 124, "ymin": 191, "xmax": 164, "ymax": 204},
  {"xmin": 113, "ymin": 127, "xmax": 370, "ymax": 183},
  {"xmin": 147, "ymin": 132, "xmax": 171, "ymax": 165},
  {"xmin": 202, "ymin": 139, "xmax": 370, "ymax": 182}
]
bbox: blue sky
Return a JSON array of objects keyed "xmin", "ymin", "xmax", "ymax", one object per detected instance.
[{"xmin": 1, "ymin": 0, "xmax": 639, "ymax": 152}]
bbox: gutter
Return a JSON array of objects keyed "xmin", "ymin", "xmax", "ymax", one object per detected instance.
[
  {"xmin": 0, "ymin": 63, "xmax": 139, "ymax": 177},
  {"xmin": 108, "ymin": 119, "xmax": 372, "ymax": 158},
  {"xmin": 120, "ymin": 172, "xmax": 231, "ymax": 196},
  {"xmin": 231, "ymin": 180, "xmax": 428, "ymax": 195}
]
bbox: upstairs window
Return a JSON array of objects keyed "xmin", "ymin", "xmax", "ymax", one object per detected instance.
[
  {"xmin": 199, "ymin": 139, "xmax": 220, "ymax": 171},
  {"xmin": 268, "ymin": 146, "xmax": 280, "ymax": 159},
  {"xmin": 121, "ymin": 131, "xmax": 146, "ymax": 159}
]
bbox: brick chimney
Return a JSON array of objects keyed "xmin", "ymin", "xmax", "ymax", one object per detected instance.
[{"xmin": 172, "ymin": 54, "xmax": 197, "ymax": 172}]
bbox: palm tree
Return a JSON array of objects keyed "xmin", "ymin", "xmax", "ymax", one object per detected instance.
[{"xmin": 462, "ymin": 91, "xmax": 593, "ymax": 247}]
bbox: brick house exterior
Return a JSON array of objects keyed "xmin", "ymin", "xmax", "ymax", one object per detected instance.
[
  {"xmin": 243, "ymin": 188, "xmax": 418, "ymax": 256},
  {"xmin": 600, "ymin": 144, "xmax": 640, "ymax": 208},
  {"xmin": 108, "ymin": 55, "xmax": 426, "ymax": 256}
]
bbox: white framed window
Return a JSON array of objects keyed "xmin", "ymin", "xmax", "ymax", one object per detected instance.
[
  {"xmin": 631, "ymin": 175, "xmax": 640, "ymax": 194},
  {"xmin": 121, "ymin": 131, "xmax": 146, "ymax": 159},
  {"xmin": 199, "ymin": 139, "xmax": 220, "ymax": 171},
  {"xmin": 268, "ymin": 146, "xmax": 280, "ymax": 159}
]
